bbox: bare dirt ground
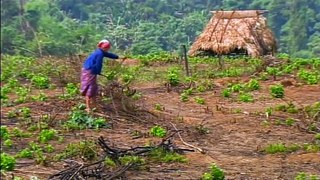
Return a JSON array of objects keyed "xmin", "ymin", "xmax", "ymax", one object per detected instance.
[{"xmin": 1, "ymin": 64, "xmax": 320, "ymax": 179}]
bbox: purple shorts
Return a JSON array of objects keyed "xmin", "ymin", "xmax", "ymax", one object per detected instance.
[{"xmin": 80, "ymin": 68, "xmax": 98, "ymax": 97}]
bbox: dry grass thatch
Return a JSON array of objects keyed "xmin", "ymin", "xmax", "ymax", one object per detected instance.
[{"xmin": 188, "ymin": 10, "xmax": 277, "ymax": 57}]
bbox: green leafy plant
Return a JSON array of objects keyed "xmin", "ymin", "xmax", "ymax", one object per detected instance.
[
  {"xmin": 245, "ymin": 79, "xmax": 260, "ymax": 91},
  {"xmin": 297, "ymin": 70, "xmax": 319, "ymax": 85},
  {"xmin": 31, "ymin": 74, "xmax": 50, "ymax": 89},
  {"xmin": 201, "ymin": 163, "xmax": 225, "ymax": 180},
  {"xmin": 0, "ymin": 126, "xmax": 10, "ymax": 140},
  {"xmin": 19, "ymin": 107, "xmax": 31, "ymax": 118},
  {"xmin": 154, "ymin": 103, "xmax": 164, "ymax": 111},
  {"xmin": 295, "ymin": 172, "xmax": 319, "ymax": 180},
  {"xmin": 0, "ymin": 153, "xmax": 16, "ymax": 171},
  {"xmin": 270, "ymin": 84, "xmax": 284, "ymax": 98},
  {"xmin": 31, "ymin": 92, "xmax": 48, "ymax": 101},
  {"xmin": 15, "ymin": 87, "xmax": 30, "ymax": 103},
  {"xmin": 12, "ymin": 127, "xmax": 31, "ymax": 138},
  {"xmin": 150, "ymin": 125, "xmax": 167, "ymax": 138},
  {"xmin": 238, "ymin": 93, "xmax": 254, "ymax": 102},
  {"xmin": 266, "ymin": 67, "xmax": 281, "ymax": 80},
  {"xmin": 195, "ymin": 96, "xmax": 205, "ymax": 104},
  {"xmin": 167, "ymin": 67, "xmax": 180, "ymax": 86},
  {"xmin": 285, "ymin": 118, "xmax": 296, "ymax": 126},
  {"xmin": 65, "ymin": 83, "xmax": 80, "ymax": 97},
  {"xmin": 222, "ymin": 88, "xmax": 231, "ymax": 98},
  {"xmin": 16, "ymin": 148, "xmax": 33, "ymax": 159},
  {"xmin": 64, "ymin": 104, "xmax": 109, "ymax": 130},
  {"xmin": 38, "ymin": 129, "xmax": 57, "ymax": 143},
  {"xmin": 3, "ymin": 139, "xmax": 13, "ymax": 148},
  {"xmin": 180, "ymin": 93, "xmax": 189, "ymax": 102}
]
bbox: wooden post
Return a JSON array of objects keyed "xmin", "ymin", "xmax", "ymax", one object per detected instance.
[
  {"xmin": 218, "ymin": 55, "xmax": 224, "ymax": 70},
  {"xmin": 181, "ymin": 45, "xmax": 190, "ymax": 76}
]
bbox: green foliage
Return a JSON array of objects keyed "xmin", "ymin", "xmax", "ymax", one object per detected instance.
[
  {"xmin": 303, "ymin": 144, "xmax": 320, "ymax": 153},
  {"xmin": 201, "ymin": 163, "xmax": 225, "ymax": 180},
  {"xmin": 16, "ymin": 148, "xmax": 33, "ymax": 159},
  {"xmin": 222, "ymin": 89, "xmax": 231, "ymax": 98},
  {"xmin": 149, "ymin": 148, "xmax": 187, "ymax": 163},
  {"xmin": 65, "ymin": 83, "xmax": 80, "ymax": 97},
  {"xmin": 18, "ymin": 107, "xmax": 31, "ymax": 118},
  {"xmin": 238, "ymin": 93, "xmax": 254, "ymax": 103},
  {"xmin": 295, "ymin": 172, "xmax": 319, "ymax": 180},
  {"xmin": 0, "ymin": 126, "xmax": 10, "ymax": 140},
  {"xmin": 298, "ymin": 70, "xmax": 319, "ymax": 84},
  {"xmin": 54, "ymin": 140, "xmax": 97, "ymax": 161},
  {"xmin": 4, "ymin": 139, "xmax": 13, "ymax": 148},
  {"xmin": 150, "ymin": 125, "xmax": 167, "ymax": 138},
  {"xmin": 0, "ymin": 153, "xmax": 16, "ymax": 171},
  {"xmin": 38, "ymin": 129, "xmax": 57, "ymax": 143},
  {"xmin": 104, "ymin": 157, "xmax": 116, "ymax": 168},
  {"xmin": 167, "ymin": 67, "xmax": 180, "ymax": 86},
  {"xmin": 195, "ymin": 96, "xmax": 205, "ymax": 105},
  {"xmin": 119, "ymin": 156, "xmax": 145, "ymax": 165},
  {"xmin": 31, "ymin": 92, "xmax": 48, "ymax": 101},
  {"xmin": 180, "ymin": 93, "xmax": 189, "ymax": 102},
  {"xmin": 264, "ymin": 143, "xmax": 300, "ymax": 154},
  {"xmin": 154, "ymin": 103, "xmax": 164, "ymax": 111},
  {"xmin": 64, "ymin": 104, "xmax": 109, "ymax": 130},
  {"xmin": 275, "ymin": 103, "xmax": 298, "ymax": 114},
  {"xmin": 270, "ymin": 84, "xmax": 285, "ymax": 98},
  {"xmin": 12, "ymin": 127, "xmax": 31, "ymax": 138},
  {"xmin": 31, "ymin": 74, "xmax": 50, "ymax": 89},
  {"xmin": 304, "ymin": 102, "xmax": 320, "ymax": 118},
  {"xmin": 245, "ymin": 79, "xmax": 260, "ymax": 91}
]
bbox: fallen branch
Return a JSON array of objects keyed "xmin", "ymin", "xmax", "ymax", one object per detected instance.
[{"xmin": 170, "ymin": 122, "xmax": 205, "ymax": 153}]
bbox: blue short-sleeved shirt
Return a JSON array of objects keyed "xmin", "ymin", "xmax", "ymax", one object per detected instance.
[{"xmin": 83, "ymin": 48, "xmax": 119, "ymax": 74}]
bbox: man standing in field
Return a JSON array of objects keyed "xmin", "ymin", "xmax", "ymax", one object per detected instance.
[{"xmin": 80, "ymin": 40, "xmax": 119, "ymax": 113}]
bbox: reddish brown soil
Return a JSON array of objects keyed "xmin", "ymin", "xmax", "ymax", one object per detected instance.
[{"xmin": 1, "ymin": 75, "xmax": 320, "ymax": 179}]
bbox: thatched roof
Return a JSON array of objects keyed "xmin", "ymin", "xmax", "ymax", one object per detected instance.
[{"xmin": 188, "ymin": 10, "xmax": 277, "ymax": 57}]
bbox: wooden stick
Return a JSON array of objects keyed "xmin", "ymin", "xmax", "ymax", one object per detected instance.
[{"xmin": 169, "ymin": 122, "xmax": 205, "ymax": 153}]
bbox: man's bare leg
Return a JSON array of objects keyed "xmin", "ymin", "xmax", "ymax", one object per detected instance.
[{"xmin": 85, "ymin": 96, "xmax": 91, "ymax": 113}]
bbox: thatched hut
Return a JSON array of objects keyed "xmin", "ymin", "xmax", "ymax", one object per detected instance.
[{"xmin": 188, "ymin": 10, "xmax": 277, "ymax": 57}]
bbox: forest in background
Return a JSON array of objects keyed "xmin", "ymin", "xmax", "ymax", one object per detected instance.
[{"xmin": 1, "ymin": 0, "xmax": 320, "ymax": 57}]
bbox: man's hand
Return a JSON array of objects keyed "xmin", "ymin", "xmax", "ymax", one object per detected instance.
[{"xmin": 117, "ymin": 56, "xmax": 128, "ymax": 64}]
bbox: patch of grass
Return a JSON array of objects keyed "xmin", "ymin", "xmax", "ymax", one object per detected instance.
[
  {"xmin": 119, "ymin": 155, "xmax": 145, "ymax": 165},
  {"xmin": 149, "ymin": 148, "xmax": 187, "ymax": 163},
  {"xmin": 264, "ymin": 143, "xmax": 300, "ymax": 154},
  {"xmin": 295, "ymin": 172, "xmax": 319, "ymax": 180},
  {"xmin": 303, "ymin": 144, "xmax": 320, "ymax": 153}
]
